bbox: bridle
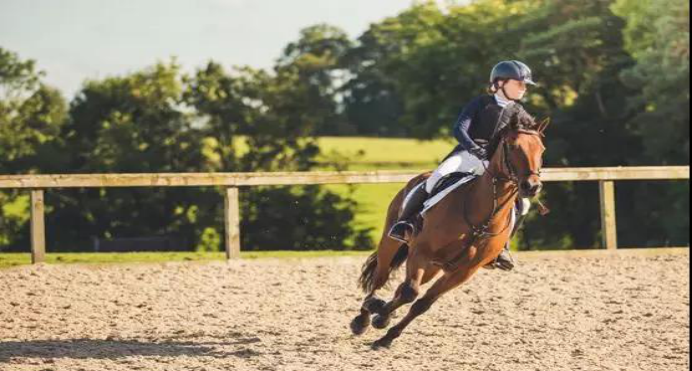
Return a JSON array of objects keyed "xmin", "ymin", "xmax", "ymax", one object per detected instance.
[{"xmin": 488, "ymin": 128, "xmax": 544, "ymax": 185}]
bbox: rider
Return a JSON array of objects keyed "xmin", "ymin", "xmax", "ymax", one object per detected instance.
[{"xmin": 388, "ymin": 60, "xmax": 537, "ymax": 271}]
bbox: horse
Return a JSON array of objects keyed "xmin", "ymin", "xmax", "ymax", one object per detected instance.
[{"xmin": 350, "ymin": 111, "xmax": 549, "ymax": 349}]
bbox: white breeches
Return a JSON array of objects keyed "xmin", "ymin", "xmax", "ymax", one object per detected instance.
[{"xmin": 425, "ymin": 151, "xmax": 488, "ymax": 194}]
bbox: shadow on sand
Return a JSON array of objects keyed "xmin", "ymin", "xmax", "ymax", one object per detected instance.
[{"xmin": 0, "ymin": 336, "xmax": 264, "ymax": 363}]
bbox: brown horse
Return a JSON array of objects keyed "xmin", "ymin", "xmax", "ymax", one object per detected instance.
[{"xmin": 350, "ymin": 112, "xmax": 548, "ymax": 349}]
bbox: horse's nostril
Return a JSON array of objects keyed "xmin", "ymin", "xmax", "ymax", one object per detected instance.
[
  {"xmin": 530, "ymin": 183, "xmax": 543, "ymax": 195},
  {"xmin": 522, "ymin": 181, "xmax": 542, "ymax": 195}
]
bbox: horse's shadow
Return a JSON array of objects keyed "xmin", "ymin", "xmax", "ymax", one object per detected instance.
[{"xmin": 0, "ymin": 336, "xmax": 263, "ymax": 363}]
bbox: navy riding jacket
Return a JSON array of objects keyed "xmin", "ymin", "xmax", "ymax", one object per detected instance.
[{"xmin": 452, "ymin": 95, "xmax": 524, "ymax": 152}]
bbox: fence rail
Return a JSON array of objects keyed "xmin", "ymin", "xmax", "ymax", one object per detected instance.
[{"xmin": 0, "ymin": 166, "xmax": 688, "ymax": 264}]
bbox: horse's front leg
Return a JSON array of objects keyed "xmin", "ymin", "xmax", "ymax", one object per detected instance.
[
  {"xmin": 371, "ymin": 252, "xmax": 428, "ymax": 330},
  {"xmin": 372, "ymin": 264, "xmax": 483, "ymax": 350}
]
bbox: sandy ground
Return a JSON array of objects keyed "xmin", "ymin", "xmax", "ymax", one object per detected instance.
[{"xmin": 0, "ymin": 252, "xmax": 689, "ymax": 371}]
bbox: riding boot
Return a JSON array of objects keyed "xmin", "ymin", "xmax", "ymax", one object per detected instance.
[
  {"xmin": 388, "ymin": 186, "xmax": 429, "ymax": 243},
  {"xmin": 489, "ymin": 200, "xmax": 528, "ymax": 271},
  {"xmin": 493, "ymin": 242, "xmax": 516, "ymax": 271}
]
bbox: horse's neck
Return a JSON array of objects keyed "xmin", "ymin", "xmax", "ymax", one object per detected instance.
[{"xmin": 465, "ymin": 167, "xmax": 518, "ymax": 227}]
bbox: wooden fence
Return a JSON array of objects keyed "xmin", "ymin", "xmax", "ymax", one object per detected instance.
[{"xmin": 0, "ymin": 166, "xmax": 689, "ymax": 264}]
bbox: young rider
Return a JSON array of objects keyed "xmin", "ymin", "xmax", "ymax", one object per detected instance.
[{"xmin": 388, "ymin": 60, "xmax": 537, "ymax": 271}]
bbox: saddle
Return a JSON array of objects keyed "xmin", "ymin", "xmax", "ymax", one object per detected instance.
[
  {"xmin": 429, "ymin": 172, "xmax": 477, "ymax": 199},
  {"xmin": 407, "ymin": 171, "xmax": 479, "ymax": 238},
  {"xmin": 423, "ymin": 172, "xmax": 479, "ymax": 213}
]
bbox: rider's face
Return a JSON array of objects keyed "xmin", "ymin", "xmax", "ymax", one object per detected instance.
[{"xmin": 499, "ymin": 79, "xmax": 528, "ymax": 100}]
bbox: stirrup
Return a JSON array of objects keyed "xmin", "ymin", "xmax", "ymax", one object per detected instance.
[
  {"xmin": 493, "ymin": 249, "xmax": 515, "ymax": 271},
  {"xmin": 388, "ymin": 221, "xmax": 415, "ymax": 243},
  {"xmin": 483, "ymin": 248, "xmax": 515, "ymax": 271}
]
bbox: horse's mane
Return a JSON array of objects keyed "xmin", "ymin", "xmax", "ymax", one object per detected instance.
[
  {"xmin": 514, "ymin": 109, "xmax": 540, "ymax": 131},
  {"xmin": 487, "ymin": 109, "xmax": 540, "ymax": 157}
]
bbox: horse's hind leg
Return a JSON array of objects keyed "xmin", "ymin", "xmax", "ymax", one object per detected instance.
[
  {"xmin": 351, "ymin": 177, "xmax": 429, "ymax": 336},
  {"xmin": 351, "ymin": 231, "xmax": 407, "ymax": 336},
  {"xmin": 370, "ymin": 248, "xmax": 429, "ymax": 330}
]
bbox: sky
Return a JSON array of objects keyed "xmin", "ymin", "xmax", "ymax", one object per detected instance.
[{"xmin": 0, "ymin": 0, "xmax": 449, "ymax": 98}]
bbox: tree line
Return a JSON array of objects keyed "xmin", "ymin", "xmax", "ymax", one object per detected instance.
[{"xmin": 0, "ymin": 0, "xmax": 689, "ymax": 251}]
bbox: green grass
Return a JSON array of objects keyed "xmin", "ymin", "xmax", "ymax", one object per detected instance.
[
  {"xmin": 325, "ymin": 183, "xmax": 406, "ymax": 242},
  {"xmin": 315, "ymin": 136, "xmax": 454, "ymax": 169},
  {"xmin": 0, "ymin": 250, "xmax": 372, "ymax": 270},
  {"xmin": 229, "ymin": 136, "xmax": 453, "ymax": 169},
  {"xmin": 315, "ymin": 137, "xmax": 453, "ymax": 242}
]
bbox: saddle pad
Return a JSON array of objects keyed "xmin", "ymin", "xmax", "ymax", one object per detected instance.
[{"xmin": 422, "ymin": 175, "xmax": 478, "ymax": 215}]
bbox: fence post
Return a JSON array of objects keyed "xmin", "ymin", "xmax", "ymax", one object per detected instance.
[
  {"xmin": 30, "ymin": 189, "xmax": 46, "ymax": 264},
  {"xmin": 224, "ymin": 187, "xmax": 241, "ymax": 260},
  {"xmin": 599, "ymin": 181, "xmax": 618, "ymax": 250}
]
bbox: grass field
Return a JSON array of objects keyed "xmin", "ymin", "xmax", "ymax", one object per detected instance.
[
  {"xmin": 315, "ymin": 137, "xmax": 454, "ymax": 244},
  {"xmin": 315, "ymin": 136, "xmax": 454, "ymax": 170}
]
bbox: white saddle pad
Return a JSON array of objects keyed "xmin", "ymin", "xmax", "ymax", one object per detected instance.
[{"xmin": 422, "ymin": 175, "xmax": 478, "ymax": 215}]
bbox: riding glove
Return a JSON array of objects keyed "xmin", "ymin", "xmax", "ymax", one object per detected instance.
[{"xmin": 469, "ymin": 147, "xmax": 488, "ymax": 160}]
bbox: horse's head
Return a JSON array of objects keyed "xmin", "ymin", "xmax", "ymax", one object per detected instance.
[{"xmin": 489, "ymin": 110, "xmax": 549, "ymax": 198}]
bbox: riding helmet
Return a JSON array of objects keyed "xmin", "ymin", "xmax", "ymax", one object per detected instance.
[{"xmin": 490, "ymin": 60, "xmax": 537, "ymax": 86}]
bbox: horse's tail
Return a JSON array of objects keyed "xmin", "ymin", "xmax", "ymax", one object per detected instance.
[{"xmin": 359, "ymin": 243, "xmax": 409, "ymax": 293}]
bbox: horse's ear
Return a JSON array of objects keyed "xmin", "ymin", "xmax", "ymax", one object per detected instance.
[{"xmin": 538, "ymin": 117, "xmax": 551, "ymax": 133}]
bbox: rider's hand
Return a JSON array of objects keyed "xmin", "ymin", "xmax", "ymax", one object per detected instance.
[{"xmin": 469, "ymin": 147, "xmax": 488, "ymax": 160}]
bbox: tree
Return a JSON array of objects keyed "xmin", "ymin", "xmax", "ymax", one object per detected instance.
[
  {"xmin": 186, "ymin": 60, "xmax": 374, "ymax": 251},
  {"xmin": 514, "ymin": 0, "xmax": 642, "ymax": 249},
  {"xmin": 341, "ymin": 25, "xmax": 406, "ymax": 137},
  {"xmin": 43, "ymin": 62, "xmax": 213, "ymax": 252},
  {"xmin": 0, "ymin": 48, "xmax": 67, "ymax": 173},
  {"xmin": 612, "ymin": 0, "xmax": 690, "ymax": 164},
  {"xmin": 611, "ymin": 0, "xmax": 690, "ymax": 246},
  {"xmin": 277, "ymin": 24, "xmax": 355, "ymax": 136},
  {"xmin": 0, "ymin": 48, "xmax": 67, "ymax": 250}
]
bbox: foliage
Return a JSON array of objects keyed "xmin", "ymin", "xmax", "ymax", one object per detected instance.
[
  {"xmin": 186, "ymin": 60, "xmax": 373, "ymax": 251},
  {"xmin": 0, "ymin": 48, "xmax": 67, "ymax": 251},
  {"xmin": 42, "ymin": 62, "xmax": 214, "ymax": 251},
  {"xmin": 611, "ymin": 0, "xmax": 690, "ymax": 245},
  {"xmin": 2, "ymin": 58, "xmax": 373, "ymax": 252},
  {"xmin": 612, "ymin": 0, "xmax": 690, "ymax": 164}
]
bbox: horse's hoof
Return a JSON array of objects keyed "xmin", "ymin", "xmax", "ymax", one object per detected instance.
[
  {"xmin": 350, "ymin": 315, "xmax": 370, "ymax": 336},
  {"xmin": 363, "ymin": 297, "xmax": 386, "ymax": 315},
  {"xmin": 372, "ymin": 314, "xmax": 391, "ymax": 330},
  {"xmin": 371, "ymin": 337, "xmax": 393, "ymax": 350}
]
